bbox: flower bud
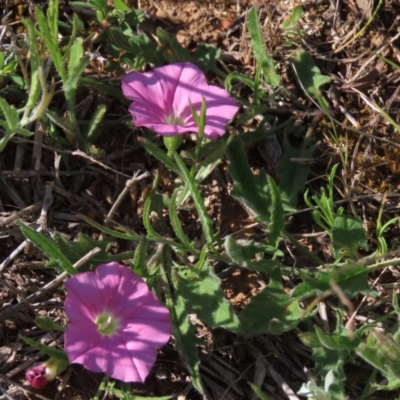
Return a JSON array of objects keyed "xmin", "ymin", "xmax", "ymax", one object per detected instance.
[{"xmin": 25, "ymin": 357, "xmax": 68, "ymax": 389}]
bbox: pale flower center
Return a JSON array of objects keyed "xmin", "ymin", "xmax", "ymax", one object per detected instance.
[
  {"xmin": 96, "ymin": 312, "xmax": 120, "ymax": 336},
  {"xmin": 165, "ymin": 112, "xmax": 184, "ymax": 126}
]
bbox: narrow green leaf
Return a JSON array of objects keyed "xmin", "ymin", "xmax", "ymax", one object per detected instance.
[
  {"xmin": 168, "ymin": 190, "xmax": 198, "ymax": 253},
  {"xmin": 45, "ymin": 232, "xmax": 113, "ymax": 271},
  {"xmin": 267, "ymin": 175, "xmax": 284, "ymax": 248},
  {"xmin": 17, "ymin": 221, "xmax": 76, "ymax": 275},
  {"xmin": 21, "ymin": 336, "xmax": 69, "ymax": 362},
  {"xmin": 65, "ymin": 37, "xmax": 89, "ymax": 93},
  {"xmin": 172, "ymin": 297, "xmax": 204, "ymax": 393},
  {"xmin": 138, "ymin": 137, "xmax": 179, "ymax": 173},
  {"xmin": 21, "ymin": 19, "xmax": 41, "ymax": 113},
  {"xmin": 80, "ymin": 77, "xmax": 127, "ymax": 101},
  {"xmin": 0, "ymin": 96, "xmax": 19, "ymax": 129},
  {"xmin": 35, "ymin": 316, "xmax": 65, "ymax": 332},
  {"xmin": 47, "ymin": 0, "xmax": 59, "ymax": 40},
  {"xmin": 143, "ymin": 194, "xmax": 188, "ymax": 252},
  {"xmin": 132, "ymin": 235, "xmax": 148, "ymax": 275},
  {"xmin": 227, "ymin": 138, "xmax": 271, "ymax": 222},
  {"xmin": 173, "ymin": 152, "xmax": 214, "ymax": 244},
  {"xmin": 77, "ymin": 214, "xmax": 140, "ymax": 240},
  {"xmin": 106, "ymin": 27, "xmax": 131, "ymax": 51},
  {"xmin": 225, "ymin": 71, "xmax": 257, "ymax": 93},
  {"xmin": 248, "ymin": 7, "xmax": 280, "ymax": 88},
  {"xmin": 84, "ymin": 104, "xmax": 106, "ymax": 143},
  {"xmin": 277, "ymin": 135, "xmax": 318, "ymax": 208},
  {"xmin": 248, "ymin": 383, "xmax": 272, "ymax": 400},
  {"xmin": 35, "ymin": 5, "xmax": 66, "ymax": 82}
]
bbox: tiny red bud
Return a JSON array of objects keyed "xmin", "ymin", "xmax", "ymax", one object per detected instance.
[{"xmin": 25, "ymin": 365, "xmax": 48, "ymax": 389}]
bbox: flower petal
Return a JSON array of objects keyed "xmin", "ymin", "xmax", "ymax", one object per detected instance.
[
  {"xmin": 121, "ymin": 62, "xmax": 239, "ymax": 139},
  {"xmin": 64, "ymin": 263, "xmax": 172, "ymax": 383}
]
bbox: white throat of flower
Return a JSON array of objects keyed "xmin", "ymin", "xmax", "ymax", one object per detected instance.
[
  {"xmin": 165, "ymin": 112, "xmax": 184, "ymax": 126},
  {"xmin": 96, "ymin": 312, "xmax": 120, "ymax": 336}
]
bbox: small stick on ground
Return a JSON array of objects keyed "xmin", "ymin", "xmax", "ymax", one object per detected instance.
[{"xmin": 99, "ymin": 170, "xmax": 150, "ymax": 239}]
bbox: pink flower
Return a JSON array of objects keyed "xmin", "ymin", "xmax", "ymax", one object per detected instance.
[
  {"xmin": 64, "ymin": 262, "xmax": 172, "ymax": 383},
  {"xmin": 121, "ymin": 62, "xmax": 239, "ymax": 141}
]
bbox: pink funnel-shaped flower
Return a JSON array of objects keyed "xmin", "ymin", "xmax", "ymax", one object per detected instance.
[
  {"xmin": 64, "ymin": 262, "xmax": 172, "ymax": 383},
  {"xmin": 121, "ymin": 62, "xmax": 239, "ymax": 141}
]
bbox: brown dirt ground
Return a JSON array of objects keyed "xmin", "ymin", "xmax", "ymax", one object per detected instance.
[{"xmin": 1, "ymin": 0, "xmax": 400, "ymax": 399}]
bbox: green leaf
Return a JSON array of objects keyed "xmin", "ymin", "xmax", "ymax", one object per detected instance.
[
  {"xmin": 80, "ymin": 77, "xmax": 126, "ymax": 101},
  {"xmin": 156, "ymin": 28, "xmax": 191, "ymax": 63},
  {"xmin": 138, "ymin": 137, "xmax": 179, "ymax": 173},
  {"xmin": 45, "ymin": 110, "xmax": 75, "ymax": 138},
  {"xmin": 127, "ymin": 33, "xmax": 166, "ymax": 67},
  {"xmin": 224, "ymin": 236, "xmax": 279, "ymax": 272},
  {"xmin": 35, "ymin": 316, "xmax": 65, "ymax": 332},
  {"xmin": 248, "ymin": 383, "xmax": 272, "ymax": 400},
  {"xmin": 193, "ymin": 44, "xmax": 221, "ymax": 74},
  {"xmin": 172, "ymin": 297, "xmax": 204, "ymax": 393},
  {"xmin": 47, "ymin": 0, "xmax": 59, "ymax": 41},
  {"xmin": 143, "ymin": 193, "xmax": 188, "ymax": 252},
  {"xmin": 17, "ymin": 221, "xmax": 76, "ymax": 275},
  {"xmin": 77, "ymin": 213, "xmax": 140, "ymax": 240},
  {"xmin": 247, "ymin": 7, "xmax": 280, "ymax": 88},
  {"xmin": 225, "ymin": 71, "xmax": 257, "ymax": 93},
  {"xmin": 168, "ymin": 190, "xmax": 198, "ymax": 253},
  {"xmin": 239, "ymin": 267, "xmax": 304, "ymax": 335},
  {"xmin": 173, "ymin": 152, "xmax": 214, "ymax": 244},
  {"xmin": 177, "ymin": 262, "xmax": 241, "ymax": 330},
  {"xmin": 332, "ymin": 215, "xmax": 368, "ymax": 255},
  {"xmin": 84, "ymin": 104, "xmax": 107, "ymax": 143},
  {"xmin": 3, "ymin": 58, "xmax": 18, "ymax": 74},
  {"xmin": 114, "ymin": 0, "xmax": 130, "ymax": 11},
  {"xmin": 314, "ymin": 325, "xmax": 360, "ymax": 351},
  {"xmin": 267, "ymin": 175, "xmax": 284, "ymax": 248},
  {"xmin": 290, "ymin": 50, "xmax": 331, "ymax": 101},
  {"xmin": 21, "ymin": 19, "xmax": 41, "ymax": 114},
  {"xmin": 132, "ymin": 235, "xmax": 149, "ymax": 276},
  {"xmin": 310, "ymin": 344, "xmax": 346, "ymax": 400},
  {"xmin": 45, "ymin": 233, "xmax": 113, "ymax": 272},
  {"xmin": 356, "ymin": 330, "xmax": 400, "ymax": 379},
  {"xmin": 277, "ymin": 135, "xmax": 318, "ymax": 208},
  {"xmin": 290, "ymin": 6, "xmax": 303, "ymax": 24},
  {"xmin": 0, "ymin": 96, "xmax": 19, "ymax": 129},
  {"xmin": 65, "ymin": 37, "xmax": 89, "ymax": 94},
  {"xmin": 107, "ymin": 27, "xmax": 131, "ymax": 51},
  {"xmin": 21, "ymin": 336, "xmax": 69, "ymax": 363},
  {"xmin": 371, "ymin": 377, "xmax": 400, "ymax": 391},
  {"xmin": 227, "ymin": 138, "xmax": 271, "ymax": 222},
  {"xmin": 35, "ymin": 5, "xmax": 66, "ymax": 82},
  {"xmin": 293, "ymin": 264, "xmax": 375, "ymax": 300}
]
